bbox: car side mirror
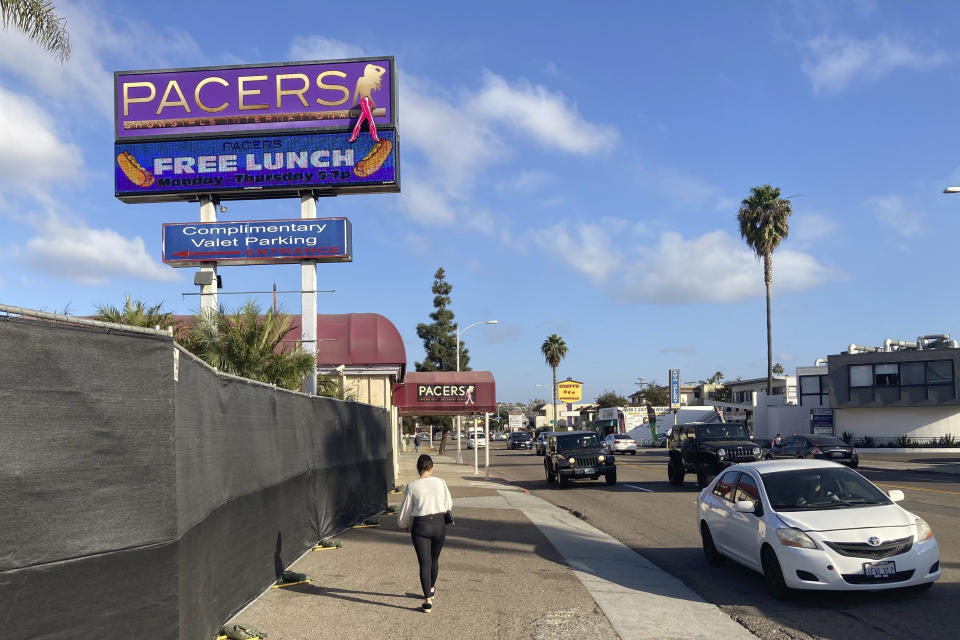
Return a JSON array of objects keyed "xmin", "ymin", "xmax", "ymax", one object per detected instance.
[
  {"xmin": 887, "ymin": 489, "xmax": 905, "ymax": 503},
  {"xmin": 734, "ymin": 500, "xmax": 757, "ymax": 514}
]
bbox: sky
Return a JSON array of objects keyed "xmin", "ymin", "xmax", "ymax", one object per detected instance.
[{"xmin": 2, "ymin": 0, "xmax": 960, "ymax": 403}]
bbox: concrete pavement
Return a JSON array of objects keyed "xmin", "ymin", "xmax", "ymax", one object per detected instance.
[{"xmin": 225, "ymin": 448, "xmax": 757, "ymax": 639}]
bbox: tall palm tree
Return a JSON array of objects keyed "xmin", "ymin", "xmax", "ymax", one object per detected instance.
[
  {"xmin": 1, "ymin": 0, "xmax": 71, "ymax": 61},
  {"xmin": 541, "ymin": 334, "xmax": 568, "ymax": 429},
  {"xmin": 737, "ymin": 184, "xmax": 792, "ymax": 395},
  {"xmin": 181, "ymin": 300, "xmax": 315, "ymax": 391}
]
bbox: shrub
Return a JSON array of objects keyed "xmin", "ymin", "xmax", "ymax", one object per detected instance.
[
  {"xmin": 841, "ymin": 431, "xmax": 854, "ymax": 444},
  {"xmin": 938, "ymin": 434, "xmax": 956, "ymax": 448},
  {"xmin": 895, "ymin": 435, "xmax": 910, "ymax": 448},
  {"xmin": 855, "ymin": 436, "xmax": 875, "ymax": 448}
]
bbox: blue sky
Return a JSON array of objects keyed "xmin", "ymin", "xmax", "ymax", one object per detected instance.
[{"xmin": 2, "ymin": 0, "xmax": 960, "ymax": 403}]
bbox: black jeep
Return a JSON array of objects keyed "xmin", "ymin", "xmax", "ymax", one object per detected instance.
[
  {"xmin": 544, "ymin": 431, "xmax": 616, "ymax": 487},
  {"xmin": 667, "ymin": 422, "xmax": 761, "ymax": 486}
]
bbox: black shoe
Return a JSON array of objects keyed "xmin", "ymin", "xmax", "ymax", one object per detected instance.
[{"xmin": 421, "ymin": 602, "xmax": 432, "ymax": 613}]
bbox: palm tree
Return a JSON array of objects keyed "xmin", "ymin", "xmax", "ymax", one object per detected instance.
[
  {"xmin": 541, "ymin": 334, "xmax": 568, "ymax": 428},
  {"xmin": 94, "ymin": 294, "xmax": 175, "ymax": 330},
  {"xmin": 737, "ymin": 184, "xmax": 792, "ymax": 395},
  {"xmin": 1, "ymin": 0, "xmax": 71, "ymax": 61},
  {"xmin": 180, "ymin": 300, "xmax": 315, "ymax": 391}
]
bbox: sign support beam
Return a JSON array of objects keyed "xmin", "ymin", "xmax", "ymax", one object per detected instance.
[
  {"xmin": 300, "ymin": 195, "xmax": 318, "ymax": 395},
  {"xmin": 199, "ymin": 196, "xmax": 218, "ymax": 316}
]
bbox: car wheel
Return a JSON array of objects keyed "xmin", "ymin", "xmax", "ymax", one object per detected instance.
[
  {"xmin": 605, "ymin": 471, "xmax": 617, "ymax": 485},
  {"xmin": 696, "ymin": 466, "xmax": 712, "ymax": 488},
  {"xmin": 796, "ymin": 454, "xmax": 805, "ymax": 459},
  {"xmin": 545, "ymin": 465, "xmax": 555, "ymax": 484},
  {"xmin": 850, "ymin": 460, "xmax": 859, "ymax": 469},
  {"xmin": 667, "ymin": 460, "xmax": 684, "ymax": 485},
  {"xmin": 557, "ymin": 473, "xmax": 568, "ymax": 488},
  {"xmin": 761, "ymin": 546, "xmax": 790, "ymax": 600},
  {"xmin": 630, "ymin": 451, "xmax": 637, "ymax": 455},
  {"xmin": 700, "ymin": 522, "xmax": 723, "ymax": 566}
]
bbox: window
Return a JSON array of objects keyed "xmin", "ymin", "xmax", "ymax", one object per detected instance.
[
  {"xmin": 713, "ymin": 471, "xmax": 739, "ymax": 501},
  {"xmin": 800, "ymin": 376, "xmax": 820, "ymax": 395},
  {"xmin": 850, "ymin": 365, "xmax": 872, "ymax": 387},
  {"xmin": 927, "ymin": 361, "xmax": 953, "ymax": 385},
  {"xmin": 901, "ymin": 362, "xmax": 924, "ymax": 385},
  {"xmin": 734, "ymin": 473, "xmax": 761, "ymax": 508},
  {"xmin": 875, "ymin": 364, "xmax": 899, "ymax": 386}
]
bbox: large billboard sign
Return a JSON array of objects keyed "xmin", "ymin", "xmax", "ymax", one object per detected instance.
[
  {"xmin": 115, "ymin": 57, "xmax": 396, "ymax": 140},
  {"xmin": 162, "ymin": 217, "xmax": 352, "ymax": 267},
  {"xmin": 115, "ymin": 130, "xmax": 398, "ymax": 202}
]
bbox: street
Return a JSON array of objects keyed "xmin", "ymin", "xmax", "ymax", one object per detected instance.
[{"xmin": 488, "ymin": 441, "xmax": 960, "ymax": 640}]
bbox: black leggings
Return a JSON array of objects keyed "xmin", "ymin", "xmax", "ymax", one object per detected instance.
[{"xmin": 411, "ymin": 513, "xmax": 446, "ymax": 598}]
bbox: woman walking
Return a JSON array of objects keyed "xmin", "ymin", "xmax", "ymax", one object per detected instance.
[{"xmin": 397, "ymin": 454, "xmax": 453, "ymax": 613}]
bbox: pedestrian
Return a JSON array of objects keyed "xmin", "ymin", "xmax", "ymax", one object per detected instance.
[
  {"xmin": 397, "ymin": 454, "xmax": 453, "ymax": 613},
  {"xmin": 774, "ymin": 433, "xmax": 782, "ymax": 446},
  {"xmin": 414, "ymin": 433, "xmax": 421, "ymax": 453}
]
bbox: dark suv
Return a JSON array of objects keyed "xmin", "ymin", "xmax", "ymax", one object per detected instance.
[
  {"xmin": 544, "ymin": 431, "xmax": 616, "ymax": 487},
  {"xmin": 507, "ymin": 432, "xmax": 533, "ymax": 449},
  {"xmin": 667, "ymin": 422, "xmax": 761, "ymax": 486}
]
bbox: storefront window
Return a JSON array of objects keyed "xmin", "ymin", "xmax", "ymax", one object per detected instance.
[
  {"xmin": 875, "ymin": 363, "xmax": 898, "ymax": 386},
  {"xmin": 901, "ymin": 362, "xmax": 924, "ymax": 385},
  {"xmin": 927, "ymin": 361, "xmax": 953, "ymax": 385}
]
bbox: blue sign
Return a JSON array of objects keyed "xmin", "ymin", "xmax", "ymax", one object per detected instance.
[
  {"xmin": 811, "ymin": 409, "xmax": 834, "ymax": 435},
  {"xmin": 669, "ymin": 369, "xmax": 681, "ymax": 408},
  {"xmin": 162, "ymin": 217, "xmax": 351, "ymax": 267},
  {"xmin": 116, "ymin": 130, "xmax": 398, "ymax": 203}
]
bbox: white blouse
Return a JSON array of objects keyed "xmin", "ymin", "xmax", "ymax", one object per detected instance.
[{"xmin": 397, "ymin": 476, "xmax": 453, "ymax": 529}]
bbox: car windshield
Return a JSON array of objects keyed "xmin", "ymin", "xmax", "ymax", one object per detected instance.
[
  {"xmin": 556, "ymin": 433, "xmax": 600, "ymax": 449},
  {"xmin": 698, "ymin": 424, "xmax": 751, "ymax": 441},
  {"xmin": 761, "ymin": 467, "xmax": 892, "ymax": 511},
  {"xmin": 807, "ymin": 435, "xmax": 846, "ymax": 446},
  {"xmin": 513, "ymin": 433, "xmax": 531, "ymax": 440},
  {"xmin": 613, "ymin": 435, "xmax": 632, "ymax": 440}
]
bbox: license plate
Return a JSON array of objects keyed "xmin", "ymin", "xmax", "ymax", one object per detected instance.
[
  {"xmin": 863, "ymin": 561, "xmax": 896, "ymax": 578},
  {"xmin": 574, "ymin": 468, "xmax": 593, "ymax": 476}
]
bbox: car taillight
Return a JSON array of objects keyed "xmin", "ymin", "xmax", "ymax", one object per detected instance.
[{"xmin": 811, "ymin": 447, "xmax": 821, "ymax": 454}]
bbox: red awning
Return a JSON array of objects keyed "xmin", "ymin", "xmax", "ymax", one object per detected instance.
[
  {"xmin": 287, "ymin": 313, "xmax": 406, "ymax": 373},
  {"xmin": 393, "ymin": 371, "xmax": 496, "ymax": 415}
]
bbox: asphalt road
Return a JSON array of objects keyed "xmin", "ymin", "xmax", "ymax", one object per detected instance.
[{"xmin": 488, "ymin": 442, "xmax": 960, "ymax": 640}]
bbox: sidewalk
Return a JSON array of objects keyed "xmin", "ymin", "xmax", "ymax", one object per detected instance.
[{"xmin": 225, "ymin": 449, "xmax": 757, "ymax": 640}]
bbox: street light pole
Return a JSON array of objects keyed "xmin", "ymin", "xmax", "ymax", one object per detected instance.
[{"xmin": 455, "ymin": 319, "xmax": 498, "ymax": 465}]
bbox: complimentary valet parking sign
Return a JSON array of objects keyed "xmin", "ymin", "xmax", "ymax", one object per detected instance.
[{"xmin": 162, "ymin": 217, "xmax": 352, "ymax": 267}]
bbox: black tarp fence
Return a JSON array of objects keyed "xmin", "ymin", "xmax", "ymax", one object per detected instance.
[{"xmin": 0, "ymin": 314, "xmax": 391, "ymax": 639}]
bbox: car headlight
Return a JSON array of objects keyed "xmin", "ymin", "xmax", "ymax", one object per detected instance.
[
  {"xmin": 598, "ymin": 454, "xmax": 605, "ymax": 462},
  {"xmin": 568, "ymin": 457, "xmax": 576, "ymax": 466},
  {"xmin": 916, "ymin": 517, "xmax": 934, "ymax": 542},
  {"xmin": 776, "ymin": 527, "xmax": 818, "ymax": 549},
  {"xmin": 717, "ymin": 448, "xmax": 727, "ymax": 459},
  {"xmin": 752, "ymin": 446, "xmax": 761, "ymax": 456}
]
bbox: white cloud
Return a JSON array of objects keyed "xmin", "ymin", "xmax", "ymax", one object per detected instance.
[
  {"xmin": 802, "ymin": 35, "xmax": 947, "ymax": 93},
  {"xmin": 21, "ymin": 214, "xmax": 179, "ymax": 286},
  {"xmin": 618, "ymin": 230, "xmax": 832, "ymax": 304},
  {"xmin": 533, "ymin": 222, "xmax": 624, "ymax": 282},
  {"xmin": 287, "ymin": 36, "xmax": 365, "ymax": 61},
  {"xmin": 397, "ymin": 178, "xmax": 456, "ymax": 225},
  {"xmin": 790, "ymin": 212, "xmax": 838, "ymax": 247},
  {"xmin": 0, "ymin": 86, "xmax": 82, "ymax": 191},
  {"xmin": 497, "ymin": 169, "xmax": 554, "ymax": 194},
  {"xmin": 868, "ymin": 195, "xmax": 923, "ymax": 236},
  {"xmin": 0, "ymin": 2, "xmax": 204, "ymax": 118},
  {"xmin": 466, "ymin": 71, "xmax": 618, "ymax": 154}
]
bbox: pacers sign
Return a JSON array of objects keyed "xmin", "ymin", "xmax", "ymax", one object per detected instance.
[{"xmin": 557, "ymin": 379, "xmax": 583, "ymax": 403}]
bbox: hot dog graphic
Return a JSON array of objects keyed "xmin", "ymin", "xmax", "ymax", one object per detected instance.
[
  {"xmin": 353, "ymin": 139, "xmax": 392, "ymax": 177},
  {"xmin": 117, "ymin": 151, "xmax": 154, "ymax": 187}
]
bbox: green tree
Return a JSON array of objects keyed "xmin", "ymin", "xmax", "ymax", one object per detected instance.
[
  {"xmin": 180, "ymin": 300, "xmax": 315, "ymax": 391},
  {"xmin": 1, "ymin": 0, "xmax": 70, "ymax": 61},
  {"xmin": 713, "ymin": 386, "xmax": 732, "ymax": 402},
  {"xmin": 595, "ymin": 390, "xmax": 628, "ymax": 409},
  {"xmin": 738, "ymin": 184, "xmax": 792, "ymax": 395},
  {"xmin": 94, "ymin": 294, "xmax": 176, "ymax": 331},
  {"xmin": 541, "ymin": 334, "xmax": 568, "ymax": 426},
  {"xmin": 637, "ymin": 382, "xmax": 669, "ymax": 407},
  {"xmin": 772, "ymin": 362, "xmax": 785, "ymax": 375},
  {"xmin": 414, "ymin": 268, "xmax": 463, "ymax": 453},
  {"xmin": 701, "ymin": 371, "xmax": 724, "ymax": 384}
]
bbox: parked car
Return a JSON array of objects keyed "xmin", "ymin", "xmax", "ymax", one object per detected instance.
[
  {"xmin": 544, "ymin": 430, "xmax": 616, "ymax": 487},
  {"xmin": 697, "ymin": 459, "xmax": 939, "ymax": 598},
  {"xmin": 507, "ymin": 432, "xmax": 533, "ymax": 450},
  {"xmin": 467, "ymin": 431, "xmax": 486, "ymax": 449},
  {"xmin": 668, "ymin": 422, "xmax": 761, "ymax": 486},
  {"xmin": 765, "ymin": 434, "xmax": 858, "ymax": 468},
  {"xmin": 602, "ymin": 433, "xmax": 638, "ymax": 455},
  {"xmin": 535, "ymin": 432, "xmax": 555, "ymax": 456}
]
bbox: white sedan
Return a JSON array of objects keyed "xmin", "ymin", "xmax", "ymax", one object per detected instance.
[
  {"xmin": 602, "ymin": 433, "xmax": 638, "ymax": 455},
  {"xmin": 697, "ymin": 459, "xmax": 939, "ymax": 598},
  {"xmin": 467, "ymin": 433, "xmax": 486, "ymax": 449}
]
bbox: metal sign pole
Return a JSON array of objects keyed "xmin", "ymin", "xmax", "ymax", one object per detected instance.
[
  {"xmin": 199, "ymin": 196, "xmax": 218, "ymax": 315},
  {"xmin": 473, "ymin": 413, "xmax": 479, "ymax": 475},
  {"xmin": 484, "ymin": 412, "xmax": 490, "ymax": 478},
  {"xmin": 300, "ymin": 194, "xmax": 318, "ymax": 395}
]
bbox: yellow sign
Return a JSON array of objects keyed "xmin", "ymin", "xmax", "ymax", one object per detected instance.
[{"xmin": 557, "ymin": 379, "xmax": 583, "ymax": 403}]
